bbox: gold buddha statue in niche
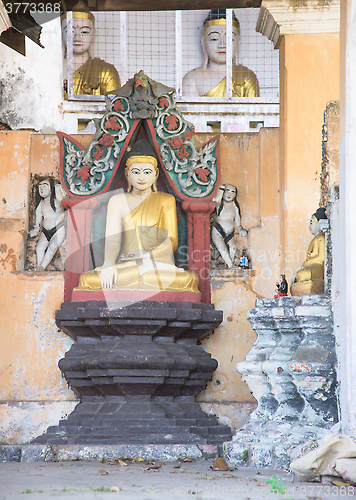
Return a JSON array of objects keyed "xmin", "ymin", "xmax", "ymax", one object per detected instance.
[
  {"xmin": 290, "ymin": 208, "xmax": 327, "ymax": 296},
  {"xmin": 61, "ymin": 11, "xmax": 121, "ymax": 97},
  {"xmin": 182, "ymin": 9, "xmax": 259, "ymax": 98},
  {"xmin": 77, "ymin": 140, "xmax": 200, "ymax": 294}
]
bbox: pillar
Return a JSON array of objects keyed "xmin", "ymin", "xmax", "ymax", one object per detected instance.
[{"xmin": 336, "ymin": 0, "xmax": 356, "ymax": 434}]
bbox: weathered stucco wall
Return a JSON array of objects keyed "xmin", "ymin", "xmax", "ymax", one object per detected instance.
[
  {"xmin": 0, "ymin": 18, "xmax": 63, "ymax": 132},
  {"xmin": 0, "ymin": 131, "xmax": 76, "ymax": 444}
]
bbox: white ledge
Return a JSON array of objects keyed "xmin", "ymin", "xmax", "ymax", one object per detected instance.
[{"xmin": 256, "ymin": 0, "xmax": 340, "ymax": 47}]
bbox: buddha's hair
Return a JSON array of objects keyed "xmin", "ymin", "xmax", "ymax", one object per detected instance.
[
  {"xmin": 203, "ymin": 9, "xmax": 240, "ymax": 34},
  {"xmin": 61, "ymin": 11, "xmax": 96, "ymax": 24},
  {"xmin": 312, "ymin": 207, "xmax": 327, "ymax": 221},
  {"xmin": 233, "ymin": 197, "xmax": 241, "ymax": 213}
]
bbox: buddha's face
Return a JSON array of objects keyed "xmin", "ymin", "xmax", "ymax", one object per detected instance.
[
  {"xmin": 223, "ymin": 184, "xmax": 237, "ymax": 202},
  {"xmin": 38, "ymin": 180, "xmax": 51, "ymax": 198},
  {"xmin": 309, "ymin": 217, "xmax": 320, "ymax": 236},
  {"xmin": 62, "ymin": 17, "xmax": 95, "ymax": 55},
  {"xmin": 203, "ymin": 24, "xmax": 239, "ymax": 65},
  {"xmin": 126, "ymin": 162, "xmax": 158, "ymax": 191}
]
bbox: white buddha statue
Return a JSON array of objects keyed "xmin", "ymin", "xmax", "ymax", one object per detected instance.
[
  {"xmin": 76, "ymin": 140, "xmax": 200, "ymax": 295},
  {"xmin": 61, "ymin": 11, "xmax": 121, "ymax": 97},
  {"xmin": 182, "ymin": 9, "xmax": 259, "ymax": 98}
]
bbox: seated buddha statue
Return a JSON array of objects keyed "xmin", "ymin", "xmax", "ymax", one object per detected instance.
[
  {"xmin": 77, "ymin": 140, "xmax": 200, "ymax": 295},
  {"xmin": 290, "ymin": 208, "xmax": 327, "ymax": 296},
  {"xmin": 182, "ymin": 9, "xmax": 259, "ymax": 98},
  {"xmin": 61, "ymin": 11, "xmax": 121, "ymax": 97}
]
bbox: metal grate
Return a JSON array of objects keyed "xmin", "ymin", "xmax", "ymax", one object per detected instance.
[{"xmin": 64, "ymin": 8, "xmax": 278, "ymax": 102}]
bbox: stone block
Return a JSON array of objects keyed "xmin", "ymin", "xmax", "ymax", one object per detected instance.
[
  {"xmin": 55, "ymin": 444, "xmax": 204, "ymax": 461},
  {"xmin": 301, "ymin": 295, "xmax": 331, "ymax": 306},
  {"xmin": 197, "ymin": 444, "xmax": 219, "ymax": 458},
  {"xmin": 272, "ymin": 445, "xmax": 293, "ymax": 469},
  {"xmin": 21, "ymin": 445, "xmax": 49, "ymax": 462},
  {"xmin": 249, "ymin": 444, "xmax": 273, "ymax": 468},
  {"xmin": 277, "ymin": 296, "xmax": 300, "ymax": 307},
  {"xmin": 0, "ymin": 445, "xmax": 22, "ymax": 462},
  {"xmin": 255, "ymin": 298, "xmax": 276, "ymax": 308},
  {"xmin": 295, "ymin": 305, "xmax": 331, "ymax": 317},
  {"xmin": 223, "ymin": 441, "xmax": 250, "ymax": 467}
]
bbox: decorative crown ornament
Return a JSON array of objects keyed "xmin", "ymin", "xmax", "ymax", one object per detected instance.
[{"xmin": 58, "ymin": 72, "xmax": 220, "ymax": 200}]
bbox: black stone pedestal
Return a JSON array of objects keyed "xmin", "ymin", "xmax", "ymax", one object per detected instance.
[{"xmin": 33, "ymin": 300, "xmax": 232, "ymax": 445}]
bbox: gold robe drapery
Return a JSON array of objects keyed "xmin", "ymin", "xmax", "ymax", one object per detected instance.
[
  {"xmin": 66, "ymin": 57, "xmax": 121, "ymax": 97},
  {"xmin": 204, "ymin": 64, "xmax": 260, "ymax": 98},
  {"xmin": 294, "ymin": 232, "xmax": 325, "ymax": 283},
  {"xmin": 77, "ymin": 192, "xmax": 199, "ymax": 293}
]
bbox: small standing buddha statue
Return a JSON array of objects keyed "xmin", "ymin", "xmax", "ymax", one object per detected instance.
[
  {"xmin": 76, "ymin": 140, "xmax": 200, "ymax": 296},
  {"xmin": 290, "ymin": 207, "xmax": 327, "ymax": 296}
]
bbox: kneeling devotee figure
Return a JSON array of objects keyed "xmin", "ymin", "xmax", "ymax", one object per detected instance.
[
  {"xmin": 290, "ymin": 207, "xmax": 327, "ymax": 296},
  {"xmin": 182, "ymin": 9, "xmax": 259, "ymax": 97},
  {"xmin": 77, "ymin": 141, "xmax": 200, "ymax": 294}
]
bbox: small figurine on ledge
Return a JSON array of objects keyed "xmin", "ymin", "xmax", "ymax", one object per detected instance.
[
  {"xmin": 290, "ymin": 207, "xmax": 327, "ymax": 296},
  {"xmin": 238, "ymin": 249, "xmax": 249, "ymax": 269},
  {"xmin": 274, "ymin": 274, "xmax": 288, "ymax": 298},
  {"xmin": 30, "ymin": 179, "xmax": 67, "ymax": 271},
  {"xmin": 211, "ymin": 184, "xmax": 247, "ymax": 268}
]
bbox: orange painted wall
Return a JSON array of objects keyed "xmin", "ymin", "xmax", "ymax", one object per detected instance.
[
  {"xmin": 194, "ymin": 130, "xmax": 281, "ymax": 433},
  {"xmin": 0, "ymin": 132, "xmax": 77, "ymax": 444},
  {"xmin": 279, "ymin": 33, "xmax": 340, "ymax": 282}
]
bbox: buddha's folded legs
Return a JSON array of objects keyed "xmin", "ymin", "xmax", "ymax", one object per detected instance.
[
  {"xmin": 78, "ymin": 264, "xmax": 140, "ymax": 290},
  {"xmin": 295, "ymin": 263, "xmax": 324, "ymax": 283},
  {"xmin": 77, "ymin": 264, "xmax": 199, "ymax": 293},
  {"xmin": 140, "ymin": 269, "xmax": 200, "ymax": 292}
]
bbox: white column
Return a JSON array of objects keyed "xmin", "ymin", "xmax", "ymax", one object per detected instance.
[
  {"xmin": 120, "ymin": 12, "xmax": 127, "ymax": 86},
  {"xmin": 175, "ymin": 10, "xmax": 182, "ymax": 98},
  {"xmin": 226, "ymin": 9, "xmax": 233, "ymax": 98},
  {"xmin": 336, "ymin": 0, "xmax": 356, "ymax": 434}
]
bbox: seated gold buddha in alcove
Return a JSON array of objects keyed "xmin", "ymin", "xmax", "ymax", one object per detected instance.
[
  {"xmin": 77, "ymin": 140, "xmax": 199, "ymax": 294},
  {"xmin": 182, "ymin": 9, "xmax": 259, "ymax": 98},
  {"xmin": 290, "ymin": 207, "xmax": 327, "ymax": 296}
]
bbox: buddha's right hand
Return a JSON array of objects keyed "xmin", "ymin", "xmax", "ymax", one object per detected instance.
[{"xmin": 99, "ymin": 265, "xmax": 118, "ymax": 289}]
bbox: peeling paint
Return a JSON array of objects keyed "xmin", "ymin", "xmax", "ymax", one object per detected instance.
[
  {"xmin": 0, "ymin": 244, "xmax": 16, "ymax": 271},
  {"xmin": 0, "ymin": 70, "xmax": 37, "ymax": 129},
  {"xmin": 0, "ymin": 402, "xmax": 77, "ymax": 444},
  {"xmin": 240, "ymin": 280, "xmax": 265, "ymax": 299},
  {"xmin": 31, "ymin": 284, "xmax": 51, "ymax": 322}
]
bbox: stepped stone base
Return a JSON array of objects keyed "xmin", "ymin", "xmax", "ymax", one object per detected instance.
[{"xmin": 32, "ymin": 300, "xmax": 232, "ymax": 446}]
